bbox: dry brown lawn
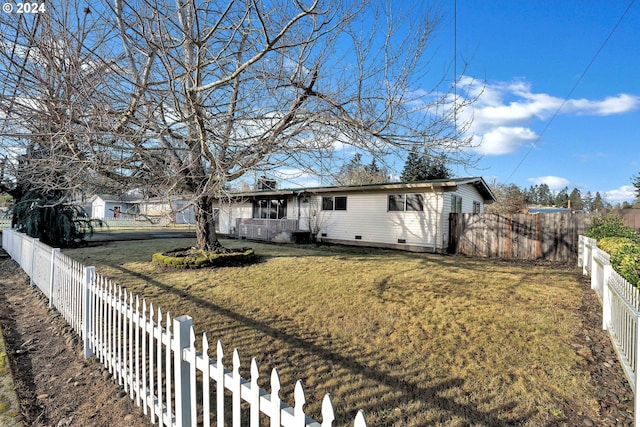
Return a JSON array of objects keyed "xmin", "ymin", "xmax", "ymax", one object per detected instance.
[{"xmin": 64, "ymin": 238, "xmax": 598, "ymax": 426}]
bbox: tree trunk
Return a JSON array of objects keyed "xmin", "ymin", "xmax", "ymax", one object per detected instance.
[{"xmin": 194, "ymin": 195, "xmax": 220, "ymax": 251}]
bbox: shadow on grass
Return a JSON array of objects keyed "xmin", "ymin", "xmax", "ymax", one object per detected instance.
[{"xmin": 112, "ymin": 263, "xmax": 535, "ymax": 426}]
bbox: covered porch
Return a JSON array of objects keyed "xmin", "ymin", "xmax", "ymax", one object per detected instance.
[{"xmin": 234, "ymin": 218, "xmax": 310, "ymax": 242}]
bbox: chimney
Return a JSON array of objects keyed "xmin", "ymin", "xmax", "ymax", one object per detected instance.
[{"xmin": 257, "ymin": 176, "xmax": 277, "ymax": 191}]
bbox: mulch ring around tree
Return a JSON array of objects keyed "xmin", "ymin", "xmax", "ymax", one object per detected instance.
[{"xmin": 152, "ymin": 246, "xmax": 256, "ymax": 269}]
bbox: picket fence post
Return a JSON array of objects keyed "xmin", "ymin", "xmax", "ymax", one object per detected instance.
[
  {"xmin": 602, "ymin": 264, "xmax": 612, "ymax": 331},
  {"xmin": 354, "ymin": 409, "xmax": 367, "ymax": 427},
  {"xmin": 583, "ymin": 238, "xmax": 593, "ymax": 277},
  {"xmin": 83, "ymin": 266, "xmax": 96, "ymax": 358},
  {"xmin": 577, "ymin": 236, "xmax": 584, "ymax": 269},
  {"xmin": 48, "ymin": 248, "xmax": 60, "ymax": 308},
  {"xmin": 590, "ymin": 248, "xmax": 598, "ymax": 292},
  {"xmin": 636, "ymin": 309, "xmax": 640, "ymax": 427},
  {"xmin": 29, "ymin": 238, "xmax": 38, "ymax": 286},
  {"xmin": 173, "ymin": 315, "xmax": 193, "ymax": 427}
]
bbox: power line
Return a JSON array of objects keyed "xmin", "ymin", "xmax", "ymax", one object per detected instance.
[{"xmin": 505, "ymin": 0, "xmax": 636, "ymax": 183}]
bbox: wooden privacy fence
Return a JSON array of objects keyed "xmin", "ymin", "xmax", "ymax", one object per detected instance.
[
  {"xmin": 1, "ymin": 228, "xmax": 368, "ymax": 427},
  {"xmin": 578, "ymin": 235, "xmax": 640, "ymax": 426},
  {"xmin": 449, "ymin": 213, "xmax": 591, "ymax": 262}
]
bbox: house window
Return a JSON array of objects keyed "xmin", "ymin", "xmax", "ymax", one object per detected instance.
[
  {"xmin": 322, "ymin": 196, "xmax": 347, "ymax": 211},
  {"xmin": 451, "ymin": 195, "xmax": 462, "ymax": 213},
  {"xmin": 252, "ymin": 198, "xmax": 287, "ymax": 219},
  {"xmin": 473, "ymin": 201, "xmax": 481, "ymax": 214},
  {"xmin": 388, "ymin": 194, "xmax": 424, "ymax": 211}
]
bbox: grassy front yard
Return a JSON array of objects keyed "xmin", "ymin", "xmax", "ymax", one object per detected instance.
[{"xmin": 65, "ymin": 239, "xmax": 597, "ymax": 426}]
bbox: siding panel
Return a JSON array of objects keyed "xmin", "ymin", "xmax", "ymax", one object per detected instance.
[{"xmin": 313, "ymin": 192, "xmax": 441, "ymax": 249}]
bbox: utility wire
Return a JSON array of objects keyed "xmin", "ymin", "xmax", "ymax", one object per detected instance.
[{"xmin": 505, "ymin": 0, "xmax": 636, "ymax": 183}]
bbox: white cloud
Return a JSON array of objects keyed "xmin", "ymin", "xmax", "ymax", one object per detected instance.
[
  {"xmin": 474, "ymin": 126, "xmax": 538, "ymax": 155},
  {"xmin": 527, "ymin": 176, "xmax": 571, "ymax": 191},
  {"xmin": 458, "ymin": 78, "xmax": 640, "ymax": 156},
  {"xmin": 604, "ymin": 185, "xmax": 637, "ymax": 203},
  {"xmin": 273, "ymin": 168, "xmax": 322, "ymax": 188},
  {"xmin": 564, "ymin": 94, "xmax": 640, "ymax": 116}
]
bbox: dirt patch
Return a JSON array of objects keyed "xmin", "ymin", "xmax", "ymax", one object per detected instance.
[
  {"xmin": 574, "ymin": 274, "xmax": 634, "ymax": 426},
  {"xmin": 0, "ymin": 254, "xmax": 150, "ymax": 427}
]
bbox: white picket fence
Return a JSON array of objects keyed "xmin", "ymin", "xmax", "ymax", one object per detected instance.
[
  {"xmin": 578, "ymin": 235, "xmax": 640, "ymax": 426},
  {"xmin": 1, "ymin": 228, "xmax": 368, "ymax": 427}
]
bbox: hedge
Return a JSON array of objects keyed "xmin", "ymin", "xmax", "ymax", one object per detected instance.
[{"xmin": 587, "ymin": 214, "xmax": 640, "ymax": 286}]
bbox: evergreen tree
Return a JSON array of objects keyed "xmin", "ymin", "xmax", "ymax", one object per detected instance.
[
  {"xmin": 583, "ymin": 191, "xmax": 594, "ymax": 212},
  {"xmin": 363, "ymin": 159, "xmax": 390, "ymax": 183},
  {"xmin": 523, "ymin": 186, "xmax": 535, "ymax": 205},
  {"xmin": 632, "ymin": 173, "xmax": 640, "ymax": 205},
  {"xmin": 400, "ymin": 150, "xmax": 451, "ymax": 182},
  {"xmin": 12, "ymin": 189, "xmax": 99, "ymax": 247},
  {"xmin": 592, "ymin": 192, "xmax": 605, "ymax": 213},
  {"xmin": 569, "ymin": 188, "xmax": 584, "ymax": 211},
  {"xmin": 427, "ymin": 154, "xmax": 452, "ymax": 180},
  {"xmin": 535, "ymin": 184, "xmax": 554, "ymax": 206},
  {"xmin": 555, "ymin": 186, "xmax": 569, "ymax": 208},
  {"xmin": 400, "ymin": 151, "xmax": 423, "ymax": 182},
  {"xmin": 335, "ymin": 154, "xmax": 389, "ymax": 185}
]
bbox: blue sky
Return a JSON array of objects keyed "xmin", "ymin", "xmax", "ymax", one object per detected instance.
[
  {"xmin": 275, "ymin": 0, "xmax": 639, "ymax": 204},
  {"xmin": 439, "ymin": 0, "xmax": 639, "ymax": 203}
]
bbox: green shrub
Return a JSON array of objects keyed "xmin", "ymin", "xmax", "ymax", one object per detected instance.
[
  {"xmin": 597, "ymin": 237, "xmax": 636, "ymax": 255},
  {"xmin": 588, "ymin": 216, "xmax": 640, "ymax": 286},
  {"xmin": 597, "ymin": 237, "xmax": 640, "ymax": 286},
  {"xmin": 152, "ymin": 247, "xmax": 256, "ymax": 269},
  {"xmin": 586, "ymin": 214, "xmax": 640, "ymax": 242},
  {"xmin": 12, "ymin": 189, "xmax": 103, "ymax": 247}
]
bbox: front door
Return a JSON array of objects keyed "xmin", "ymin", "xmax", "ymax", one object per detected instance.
[{"xmin": 299, "ymin": 197, "xmax": 310, "ymax": 231}]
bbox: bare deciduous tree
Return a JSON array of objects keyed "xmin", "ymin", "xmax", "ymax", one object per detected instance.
[{"xmin": 1, "ymin": 0, "xmax": 478, "ymax": 251}]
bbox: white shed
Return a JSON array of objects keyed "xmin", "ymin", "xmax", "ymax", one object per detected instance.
[{"xmin": 90, "ymin": 194, "xmax": 139, "ymax": 219}]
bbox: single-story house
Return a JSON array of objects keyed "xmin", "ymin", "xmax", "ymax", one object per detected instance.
[
  {"xmin": 137, "ymin": 198, "xmax": 196, "ymax": 224},
  {"xmin": 90, "ymin": 194, "xmax": 195, "ymax": 224},
  {"xmin": 214, "ymin": 177, "xmax": 496, "ymax": 253},
  {"xmin": 91, "ymin": 194, "xmax": 140, "ymax": 219}
]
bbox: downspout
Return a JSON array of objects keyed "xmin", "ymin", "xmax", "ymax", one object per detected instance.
[{"xmin": 296, "ymin": 192, "xmax": 301, "ymax": 230}]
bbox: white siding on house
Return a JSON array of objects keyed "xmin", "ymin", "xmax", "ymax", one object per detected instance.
[
  {"xmin": 440, "ymin": 185, "xmax": 486, "ymax": 247},
  {"xmin": 311, "ymin": 192, "xmax": 444, "ymax": 250},
  {"xmin": 217, "ymin": 202, "xmax": 252, "ymax": 234},
  {"xmin": 91, "ymin": 196, "xmax": 137, "ymax": 219},
  {"xmin": 215, "ymin": 179, "xmax": 492, "ymax": 252},
  {"xmin": 92, "ymin": 201, "xmax": 105, "ymax": 219}
]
